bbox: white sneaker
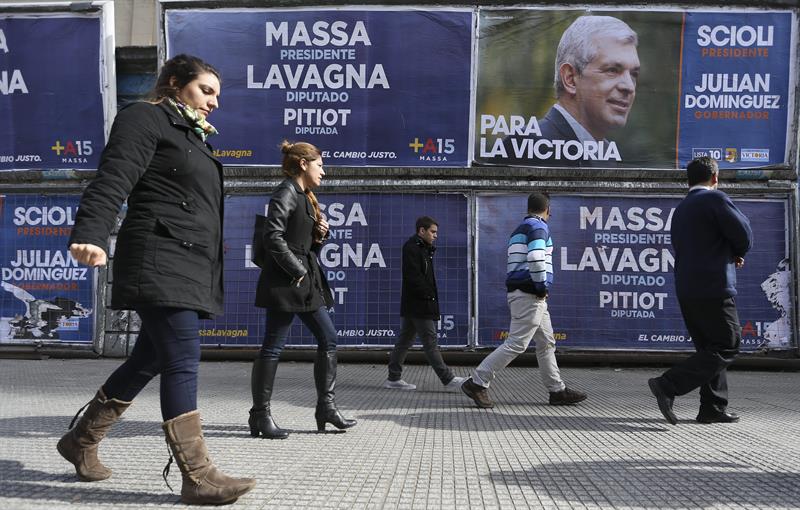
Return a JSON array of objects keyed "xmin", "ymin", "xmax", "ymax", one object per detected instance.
[
  {"xmin": 383, "ymin": 379, "xmax": 417, "ymax": 390},
  {"xmin": 444, "ymin": 376, "xmax": 467, "ymax": 392}
]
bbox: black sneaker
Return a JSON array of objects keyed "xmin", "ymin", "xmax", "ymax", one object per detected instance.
[
  {"xmin": 461, "ymin": 378, "xmax": 494, "ymax": 408},
  {"xmin": 548, "ymin": 387, "xmax": 587, "ymax": 405}
]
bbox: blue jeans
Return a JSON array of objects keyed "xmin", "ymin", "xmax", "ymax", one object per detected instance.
[
  {"xmin": 102, "ymin": 307, "xmax": 201, "ymax": 421},
  {"xmin": 259, "ymin": 307, "xmax": 337, "ymax": 360}
]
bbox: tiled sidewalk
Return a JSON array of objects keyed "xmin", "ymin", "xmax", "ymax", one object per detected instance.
[{"xmin": 0, "ymin": 359, "xmax": 798, "ymax": 509}]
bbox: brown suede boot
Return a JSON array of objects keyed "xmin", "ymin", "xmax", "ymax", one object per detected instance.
[
  {"xmin": 162, "ymin": 410, "xmax": 256, "ymax": 505},
  {"xmin": 57, "ymin": 388, "xmax": 131, "ymax": 481}
]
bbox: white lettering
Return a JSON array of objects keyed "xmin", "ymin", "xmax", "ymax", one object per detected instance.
[
  {"xmin": 579, "ymin": 207, "xmax": 673, "ymax": 231},
  {"xmin": 320, "ymin": 243, "xmax": 386, "ymax": 268},
  {"xmin": 320, "ymin": 202, "xmax": 367, "ymax": 227},
  {"xmin": 0, "ymin": 69, "xmax": 28, "ymax": 95},
  {"xmin": 561, "ymin": 247, "xmax": 674, "ymax": 273},
  {"xmin": 266, "ymin": 20, "xmax": 371, "ymax": 47},
  {"xmin": 479, "ymin": 114, "xmax": 541, "ymax": 137},
  {"xmin": 13, "ymin": 206, "xmax": 77, "ymax": 226},
  {"xmin": 696, "ymin": 25, "xmax": 774, "ymax": 47},
  {"xmin": 248, "ymin": 63, "xmax": 388, "ymax": 90}
]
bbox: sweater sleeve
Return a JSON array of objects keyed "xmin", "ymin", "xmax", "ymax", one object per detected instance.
[
  {"xmin": 716, "ymin": 194, "xmax": 753, "ymax": 258},
  {"xmin": 527, "ymin": 225, "xmax": 550, "ymax": 296}
]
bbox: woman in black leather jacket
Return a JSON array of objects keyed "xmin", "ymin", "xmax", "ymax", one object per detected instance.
[{"xmin": 249, "ymin": 141, "xmax": 356, "ymax": 438}]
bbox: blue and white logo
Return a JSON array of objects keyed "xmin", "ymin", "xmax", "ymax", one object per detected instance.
[{"xmin": 741, "ymin": 149, "xmax": 770, "ymax": 163}]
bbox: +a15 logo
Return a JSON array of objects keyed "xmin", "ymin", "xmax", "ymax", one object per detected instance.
[
  {"xmin": 51, "ymin": 140, "xmax": 93, "ymax": 163},
  {"xmin": 408, "ymin": 137, "xmax": 454, "ymax": 162}
]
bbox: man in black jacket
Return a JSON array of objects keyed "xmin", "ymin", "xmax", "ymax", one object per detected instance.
[
  {"xmin": 648, "ymin": 157, "xmax": 753, "ymax": 425},
  {"xmin": 383, "ymin": 217, "xmax": 465, "ymax": 391}
]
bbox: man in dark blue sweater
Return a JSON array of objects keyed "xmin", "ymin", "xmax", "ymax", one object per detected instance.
[{"xmin": 649, "ymin": 157, "xmax": 753, "ymax": 425}]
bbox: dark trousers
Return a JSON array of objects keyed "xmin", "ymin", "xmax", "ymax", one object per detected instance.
[
  {"xmin": 258, "ymin": 307, "xmax": 337, "ymax": 360},
  {"xmin": 102, "ymin": 307, "xmax": 201, "ymax": 421},
  {"xmin": 660, "ymin": 297, "xmax": 741, "ymax": 411},
  {"xmin": 388, "ymin": 317, "xmax": 454, "ymax": 384}
]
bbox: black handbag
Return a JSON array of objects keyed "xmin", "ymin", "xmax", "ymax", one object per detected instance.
[{"xmin": 251, "ymin": 214, "xmax": 267, "ymax": 268}]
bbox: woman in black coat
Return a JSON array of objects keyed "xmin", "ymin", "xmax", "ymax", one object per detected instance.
[
  {"xmin": 249, "ymin": 141, "xmax": 356, "ymax": 438},
  {"xmin": 58, "ymin": 54, "xmax": 254, "ymax": 505}
]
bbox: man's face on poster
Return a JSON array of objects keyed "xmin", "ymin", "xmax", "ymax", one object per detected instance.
[{"xmin": 572, "ymin": 35, "xmax": 640, "ymax": 138}]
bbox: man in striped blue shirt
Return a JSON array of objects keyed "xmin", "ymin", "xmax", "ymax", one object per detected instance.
[{"xmin": 462, "ymin": 192, "xmax": 587, "ymax": 408}]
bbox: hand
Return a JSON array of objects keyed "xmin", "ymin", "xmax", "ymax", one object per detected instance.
[
  {"xmin": 69, "ymin": 243, "xmax": 107, "ymax": 267},
  {"xmin": 735, "ymin": 257, "xmax": 745, "ymax": 269},
  {"xmin": 315, "ymin": 217, "xmax": 330, "ymax": 239}
]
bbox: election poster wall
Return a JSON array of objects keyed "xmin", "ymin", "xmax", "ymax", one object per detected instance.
[
  {"xmin": 475, "ymin": 9, "xmax": 795, "ymax": 169},
  {"xmin": 200, "ymin": 193, "xmax": 469, "ymax": 347},
  {"xmin": 165, "ymin": 8, "xmax": 473, "ymax": 167},
  {"xmin": 0, "ymin": 12, "xmax": 111, "ymax": 171},
  {"xmin": 476, "ymin": 194, "xmax": 792, "ymax": 351},
  {"xmin": 0, "ymin": 195, "xmax": 94, "ymax": 344}
]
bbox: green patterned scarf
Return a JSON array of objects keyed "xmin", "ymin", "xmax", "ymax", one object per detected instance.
[{"xmin": 167, "ymin": 98, "xmax": 219, "ymax": 141}]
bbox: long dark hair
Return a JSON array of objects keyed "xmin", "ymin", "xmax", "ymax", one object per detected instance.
[{"xmin": 149, "ymin": 54, "xmax": 221, "ymax": 102}]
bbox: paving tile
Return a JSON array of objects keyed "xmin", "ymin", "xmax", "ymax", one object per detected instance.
[{"xmin": 0, "ymin": 360, "xmax": 799, "ymax": 508}]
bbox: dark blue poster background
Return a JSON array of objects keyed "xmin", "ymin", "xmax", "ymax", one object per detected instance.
[
  {"xmin": 477, "ymin": 194, "xmax": 791, "ymax": 351},
  {"xmin": 679, "ymin": 12, "xmax": 792, "ymax": 169},
  {"xmin": 165, "ymin": 9, "xmax": 472, "ymax": 167},
  {"xmin": 201, "ymin": 193, "xmax": 469, "ymax": 347},
  {"xmin": 0, "ymin": 195, "xmax": 94, "ymax": 343},
  {"xmin": 0, "ymin": 15, "xmax": 106, "ymax": 170}
]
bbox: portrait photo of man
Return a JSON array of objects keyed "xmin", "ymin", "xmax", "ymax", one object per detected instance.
[
  {"xmin": 476, "ymin": 9, "xmax": 681, "ymax": 168},
  {"xmin": 545, "ymin": 17, "xmax": 639, "ymax": 148}
]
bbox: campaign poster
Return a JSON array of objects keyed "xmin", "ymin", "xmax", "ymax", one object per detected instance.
[
  {"xmin": 0, "ymin": 195, "xmax": 95, "ymax": 344},
  {"xmin": 0, "ymin": 14, "xmax": 108, "ymax": 170},
  {"xmin": 476, "ymin": 194, "xmax": 791, "ymax": 351},
  {"xmin": 474, "ymin": 9, "xmax": 794, "ymax": 169},
  {"xmin": 679, "ymin": 12, "xmax": 793, "ymax": 169},
  {"xmin": 165, "ymin": 9, "xmax": 473, "ymax": 167},
  {"xmin": 201, "ymin": 193, "xmax": 469, "ymax": 347}
]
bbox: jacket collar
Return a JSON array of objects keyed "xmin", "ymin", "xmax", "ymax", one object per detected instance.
[
  {"xmin": 413, "ymin": 234, "xmax": 436, "ymax": 254},
  {"xmin": 553, "ymin": 103, "xmax": 596, "ymax": 142},
  {"xmin": 284, "ymin": 178, "xmax": 315, "ymax": 218},
  {"xmin": 543, "ymin": 106, "xmax": 579, "ymax": 141},
  {"xmin": 158, "ymin": 100, "xmax": 190, "ymax": 128},
  {"xmin": 157, "ymin": 101, "xmax": 220, "ymax": 163},
  {"xmin": 286, "ymin": 178, "xmax": 305, "ymax": 194}
]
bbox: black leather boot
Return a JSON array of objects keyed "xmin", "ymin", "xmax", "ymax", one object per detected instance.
[
  {"xmin": 313, "ymin": 352, "xmax": 357, "ymax": 432},
  {"xmin": 249, "ymin": 358, "xmax": 289, "ymax": 439}
]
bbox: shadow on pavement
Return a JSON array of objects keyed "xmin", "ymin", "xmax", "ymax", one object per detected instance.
[
  {"xmin": 0, "ymin": 414, "xmax": 351, "ymax": 441},
  {"xmin": 489, "ymin": 459, "xmax": 800, "ymax": 508},
  {"xmin": 201, "ymin": 422, "xmax": 346, "ymax": 437},
  {"xmin": 357, "ymin": 410, "xmax": 673, "ymax": 433},
  {"xmin": 0, "ymin": 408, "xmax": 678, "ymax": 439},
  {"xmin": 0, "ymin": 416, "xmax": 162, "ymax": 439},
  {"xmin": 0, "ymin": 459, "xmax": 176, "ymax": 505}
]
